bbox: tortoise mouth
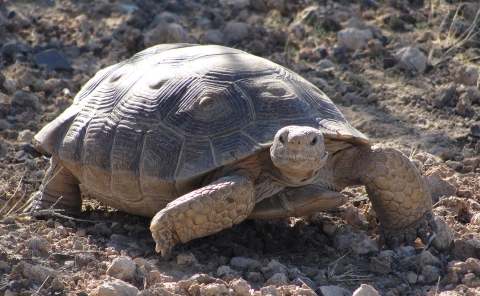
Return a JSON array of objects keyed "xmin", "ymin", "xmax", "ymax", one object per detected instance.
[{"xmin": 273, "ymin": 153, "xmax": 326, "ymax": 171}]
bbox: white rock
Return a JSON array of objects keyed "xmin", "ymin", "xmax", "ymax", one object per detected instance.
[
  {"xmin": 200, "ymin": 283, "xmax": 230, "ymax": 296},
  {"xmin": 424, "ymin": 167, "xmax": 457, "ymax": 200},
  {"xmin": 95, "ymin": 278, "xmax": 139, "ymax": 296},
  {"xmin": 319, "ymin": 285, "xmax": 352, "ymax": 296},
  {"xmin": 106, "ymin": 256, "xmax": 139, "ymax": 281},
  {"xmin": 229, "ymin": 278, "xmax": 251, "ymax": 296},
  {"xmin": 431, "ymin": 216, "xmax": 455, "ymax": 251},
  {"xmin": 337, "ymin": 28, "xmax": 373, "ymax": 50},
  {"xmin": 395, "ymin": 47, "xmax": 427, "ymax": 73},
  {"xmin": 264, "ymin": 273, "xmax": 289, "ymax": 287},
  {"xmin": 353, "ymin": 284, "xmax": 380, "ymax": 296}
]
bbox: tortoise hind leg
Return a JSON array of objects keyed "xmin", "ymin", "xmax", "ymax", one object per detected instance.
[
  {"xmin": 331, "ymin": 146, "xmax": 453, "ymax": 251},
  {"xmin": 28, "ymin": 156, "xmax": 82, "ymax": 212},
  {"xmin": 248, "ymin": 185, "xmax": 348, "ymax": 219}
]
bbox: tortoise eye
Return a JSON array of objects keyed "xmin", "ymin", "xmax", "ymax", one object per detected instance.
[
  {"xmin": 310, "ymin": 137, "xmax": 317, "ymax": 146},
  {"xmin": 279, "ymin": 136, "xmax": 285, "ymax": 144}
]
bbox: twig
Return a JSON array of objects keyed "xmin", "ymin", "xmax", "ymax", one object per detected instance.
[
  {"xmin": 5, "ymin": 192, "xmax": 26, "ymax": 216},
  {"xmin": 431, "ymin": 11, "xmax": 480, "ymax": 66},
  {"xmin": 0, "ymin": 175, "xmax": 24, "ymax": 216},
  {"xmin": 327, "ymin": 250, "xmax": 378, "ymax": 284},
  {"xmin": 33, "ymin": 275, "xmax": 50, "ymax": 295},
  {"xmin": 12, "ymin": 208, "xmax": 118, "ymax": 224},
  {"xmin": 435, "ymin": 275, "xmax": 441, "ymax": 296}
]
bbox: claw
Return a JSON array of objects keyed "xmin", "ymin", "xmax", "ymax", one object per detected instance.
[
  {"xmin": 429, "ymin": 219, "xmax": 439, "ymax": 233},
  {"xmin": 405, "ymin": 234, "xmax": 414, "ymax": 246},
  {"xmin": 389, "ymin": 236, "xmax": 399, "ymax": 249},
  {"xmin": 150, "ymin": 213, "xmax": 178, "ymax": 260},
  {"xmin": 418, "ymin": 229, "xmax": 428, "ymax": 245},
  {"xmin": 378, "ymin": 232, "xmax": 386, "ymax": 249}
]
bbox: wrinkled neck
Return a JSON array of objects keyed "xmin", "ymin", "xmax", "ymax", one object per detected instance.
[{"xmin": 275, "ymin": 166, "xmax": 317, "ymax": 186}]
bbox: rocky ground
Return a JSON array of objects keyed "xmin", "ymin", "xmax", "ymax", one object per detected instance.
[{"xmin": 0, "ymin": 0, "xmax": 479, "ymax": 295}]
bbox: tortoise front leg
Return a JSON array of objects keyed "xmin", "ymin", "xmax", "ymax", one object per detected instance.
[
  {"xmin": 150, "ymin": 174, "xmax": 255, "ymax": 260},
  {"xmin": 248, "ymin": 185, "xmax": 348, "ymax": 219},
  {"xmin": 332, "ymin": 146, "xmax": 452, "ymax": 251}
]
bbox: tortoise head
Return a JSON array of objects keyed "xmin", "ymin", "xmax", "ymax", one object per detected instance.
[{"xmin": 270, "ymin": 126, "xmax": 328, "ymax": 182}]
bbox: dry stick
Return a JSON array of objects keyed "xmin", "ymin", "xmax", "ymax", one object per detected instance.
[
  {"xmin": 4, "ymin": 192, "xmax": 26, "ymax": 216},
  {"xmin": 445, "ymin": 3, "xmax": 463, "ymax": 46},
  {"xmin": 435, "ymin": 275, "xmax": 441, "ymax": 296},
  {"xmin": 431, "ymin": 11, "xmax": 480, "ymax": 66},
  {"xmin": 16, "ymin": 167, "xmax": 65, "ymax": 214},
  {"xmin": 327, "ymin": 250, "xmax": 379, "ymax": 284},
  {"xmin": 0, "ymin": 175, "xmax": 24, "ymax": 217},
  {"xmin": 33, "ymin": 275, "xmax": 50, "ymax": 295},
  {"xmin": 18, "ymin": 208, "xmax": 118, "ymax": 224}
]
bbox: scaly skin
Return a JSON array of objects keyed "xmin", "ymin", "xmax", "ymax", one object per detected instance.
[
  {"xmin": 150, "ymin": 174, "xmax": 255, "ymax": 259},
  {"xmin": 333, "ymin": 146, "xmax": 438, "ymax": 248},
  {"xmin": 27, "ymin": 157, "xmax": 82, "ymax": 212}
]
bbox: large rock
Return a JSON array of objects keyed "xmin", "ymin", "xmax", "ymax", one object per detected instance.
[
  {"xmin": 34, "ymin": 49, "xmax": 72, "ymax": 71},
  {"xmin": 95, "ymin": 278, "xmax": 139, "ymax": 296},
  {"xmin": 10, "ymin": 91, "xmax": 40, "ymax": 111},
  {"xmin": 264, "ymin": 273, "xmax": 289, "ymax": 287},
  {"xmin": 222, "ymin": 22, "xmax": 250, "ymax": 45},
  {"xmin": 353, "ymin": 284, "xmax": 380, "ymax": 296},
  {"xmin": 451, "ymin": 65, "xmax": 479, "ymax": 86},
  {"xmin": 431, "ymin": 216, "xmax": 454, "ymax": 251},
  {"xmin": 395, "ymin": 47, "xmax": 427, "ymax": 73},
  {"xmin": 318, "ymin": 285, "xmax": 352, "ymax": 296},
  {"xmin": 337, "ymin": 28, "xmax": 373, "ymax": 50},
  {"xmin": 144, "ymin": 22, "xmax": 187, "ymax": 47},
  {"xmin": 424, "ymin": 166, "xmax": 457, "ymax": 201},
  {"xmin": 204, "ymin": 30, "xmax": 224, "ymax": 45},
  {"xmin": 106, "ymin": 256, "xmax": 140, "ymax": 281},
  {"xmin": 334, "ymin": 226, "xmax": 378, "ymax": 255}
]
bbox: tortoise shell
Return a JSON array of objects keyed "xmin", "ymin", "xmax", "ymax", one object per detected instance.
[{"xmin": 35, "ymin": 44, "xmax": 371, "ymax": 216}]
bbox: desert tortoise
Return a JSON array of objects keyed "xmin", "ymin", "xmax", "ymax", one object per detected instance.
[{"xmin": 30, "ymin": 44, "xmax": 448, "ymax": 259}]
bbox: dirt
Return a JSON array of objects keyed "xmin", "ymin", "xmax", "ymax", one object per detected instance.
[{"xmin": 0, "ymin": 0, "xmax": 479, "ymax": 295}]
